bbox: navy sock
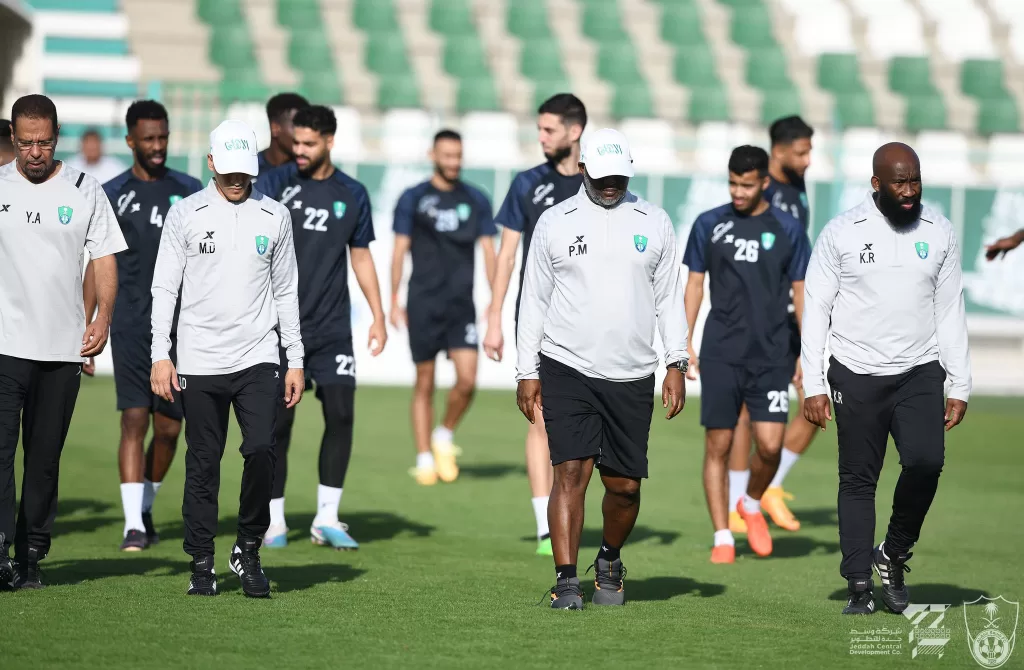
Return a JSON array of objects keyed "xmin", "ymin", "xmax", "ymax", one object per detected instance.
[
  {"xmin": 555, "ymin": 564, "xmax": 576, "ymax": 581},
  {"xmin": 597, "ymin": 537, "xmax": 621, "ymax": 563}
]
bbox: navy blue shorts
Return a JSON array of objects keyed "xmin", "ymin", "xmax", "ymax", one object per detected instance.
[
  {"xmin": 407, "ymin": 298, "xmax": 477, "ymax": 364},
  {"xmin": 110, "ymin": 330, "xmax": 182, "ymax": 420},
  {"xmin": 788, "ymin": 316, "xmax": 801, "ymax": 361},
  {"xmin": 699, "ymin": 359, "xmax": 792, "ymax": 428},
  {"xmin": 279, "ymin": 337, "xmax": 356, "ymax": 390}
]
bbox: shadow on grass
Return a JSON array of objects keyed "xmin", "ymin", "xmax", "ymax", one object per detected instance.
[
  {"xmin": 757, "ymin": 535, "xmax": 842, "ymax": 559},
  {"xmin": 828, "ymin": 583, "xmax": 991, "ymax": 606},
  {"xmin": 628, "ymin": 576, "xmax": 727, "ymax": 601},
  {"xmin": 50, "ymin": 498, "xmax": 121, "ymax": 536},
  {"xmin": 42, "ymin": 557, "xmax": 189, "ymax": 585},
  {"xmin": 282, "ymin": 511, "xmax": 436, "ymax": 545},
  {"xmin": 792, "ymin": 507, "xmax": 839, "ymax": 528},
  {"xmin": 582, "ymin": 525, "xmax": 680, "ymax": 547},
  {"xmin": 270, "ymin": 563, "xmax": 367, "ymax": 594},
  {"xmin": 458, "ymin": 463, "xmax": 525, "ymax": 479}
]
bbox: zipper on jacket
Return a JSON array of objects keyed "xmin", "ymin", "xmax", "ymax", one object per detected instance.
[{"xmin": 232, "ymin": 205, "xmax": 238, "ymax": 250}]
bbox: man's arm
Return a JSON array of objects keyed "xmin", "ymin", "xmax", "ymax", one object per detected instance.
[
  {"xmin": 390, "ymin": 233, "xmax": 412, "ymax": 329},
  {"xmin": 985, "ymin": 228, "xmax": 1024, "ymax": 260},
  {"xmin": 350, "ymin": 247, "xmax": 387, "ymax": 355},
  {"xmin": 683, "ymin": 272, "xmax": 704, "ymax": 379},
  {"xmin": 800, "ymin": 224, "xmax": 842, "ymax": 399},
  {"xmin": 83, "ymin": 260, "xmax": 97, "ymax": 326},
  {"xmin": 488, "ymin": 227, "xmax": 523, "ymax": 319},
  {"xmin": 271, "ymin": 210, "xmax": 304, "ymax": 367},
  {"xmin": 652, "ymin": 214, "xmax": 688, "ymax": 365},
  {"xmin": 791, "ymin": 280, "xmax": 805, "ymax": 333},
  {"xmin": 480, "ymin": 235, "xmax": 497, "ymax": 287},
  {"xmin": 934, "ymin": 225, "xmax": 972, "ymax": 409},
  {"xmin": 151, "ymin": 204, "xmax": 187, "ymax": 364},
  {"xmin": 81, "ymin": 177, "xmax": 127, "ymax": 357},
  {"xmin": 514, "ymin": 217, "xmax": 555, "ymax": 382}
]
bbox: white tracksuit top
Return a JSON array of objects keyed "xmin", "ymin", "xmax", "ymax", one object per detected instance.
[
  {"xmin": 801, "ymin": 194, "xmax": 972, "ymax": 401},
  {"xmin": 151, "ymin": 181, "xmax": 304, "ymax": 375},
  {"xmin": 515, "ymin": 187, "xmax": 689, "ymax": 382}
]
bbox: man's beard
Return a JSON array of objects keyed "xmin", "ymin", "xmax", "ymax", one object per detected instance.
[
  {"xmin": 874, "ymin": 189, "xmax": 921, "ymax": 226},
  {"xmin": 781, "ymin": 165, "xmax": 805, "ymax": 191},
  {"xmin": 298, "ymin": 154, "xmax": 326, "ymax": 176},
  {"xmin": 135, "ymin": 148, "xmax": 166, "ymax": 177},
  {"xmin": 544, "ymin": 144, "xmax": 572, "ymax": 164},
  {"xmin": 583, "ymin": 173, "xmax": 625, "ymax": 208}
]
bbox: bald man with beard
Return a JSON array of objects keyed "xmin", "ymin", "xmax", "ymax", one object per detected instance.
[{"xmin": 800, "ymin": 143, "xmax": 971, "ymax": 616}]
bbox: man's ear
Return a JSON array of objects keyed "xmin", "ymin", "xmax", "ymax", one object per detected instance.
[
  {"xmin": 870, "ymin": 175, "xmax": 880, "ymax": 193},
  {"xmin": 207, "ymin": 154, "xmax": 215, "ymax": 173},
  {"xmin": 569, "ymin": 123, "xmax": 583, "ymax": 144}
]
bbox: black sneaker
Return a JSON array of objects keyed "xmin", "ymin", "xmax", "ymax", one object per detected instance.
[
  {"xmin": 16, "ymin": 548, "xmax": 44, "ymax": 590},
  {"xmin": 142, "ymin": 511, "xmax": 160, "ymax": 545},
  {"xmin": 186, "ymin": 556, "xmax": 217, "ymax": 596},
  {"xmin": 229, "ymin": 541, "xmax": 270, "ymax": 598},
  {"xmin": 120, "ymin": 529, "xmax": 148, "ymax": 552},
  {"xmin": 0, "ymin": 533, "xmax": 13, "ymax": 591},
  {"xmin": 549, "ymin": 577, "xmax": 584, "ymax": 610},
  {"xmin": 591, "ymin": 558, "xmax": 627, "ymax": 606},
  {"xmin": 842, "ymin": 578, "xmax": 876, "ymax": 615},
  {"xmin": 873, "ymin": 542, "xmax": 911, "ymax": 613}
]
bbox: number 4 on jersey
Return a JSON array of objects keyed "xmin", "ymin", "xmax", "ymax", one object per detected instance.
[{"xmin": 150, "ymin": 206, "xmax": 163, "ymax": 228}]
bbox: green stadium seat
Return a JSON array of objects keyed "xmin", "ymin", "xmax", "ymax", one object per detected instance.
[
  {"xmin": 581, "ymin": 1, "xmax": 628, "ymax": 42},
  {"xmin": 961, "ymin": 59, "xmax": 1006, "ymax": 99},
  {"xmin": 532, "ymin": 78, "xmax": 572, "ymax": 110},
  {"xmin": 888, "ymin": 56, "xmax": 936, "ymax": 96},
  {"xmin": 44, "ymin": 37, "xmax": 129, "ymax": 56},
  {"xmin": 745, "ymin": 47, "xmax": 791, "ymax": 91},
  {"xmin": 220, "ymin": 68, "xmax": 269, "ymax": 103},
  {"xmin": 288, "ymin": 31, "xmax": 334, "ymax": 71},
  {"xmin": 660, "ymin": 2, "xmax": 707, "ymax": 46},
  {"xmin": 833, "ymin": 93, "xmax": 875, "ymax": 128},
  {"xmin": 365, "ymin": 32, "xmax": 411, "ymax": 76},
  {"xmin": 209, "ymin": 26, "xmax": 255, "ymax": 70},
  {"xmin": 442, "ymin": 36, "xmax": 490, "ymax": 78},
  {"xmin": 377, "ymin": 74, "xmax": 421, "ymax": 109},
  {"xmin": 429, "ymin": 0, "xmax": 476, "ymax": 37},
  {"xmin": 27, "ymin": 0, "xmax": 119, "ymax": 9},
  {"xmin": 300, "ymin": 69, "xmax": 344, "ymax": 105},
  {"xmin": 817, "ymin": 53, "xmax": 863, "ymax": 94},
  {"xmin": 716, "ymin": 0, "xmax": 765, "ymax": 7},
  {"xmin": 760, "ymin": 88, "xmax": 802, "ymax": 125},
  {"xmin": 43, "ymin": 79, "xmax": 139, "ymax": 98},
  {"xmin": 277, "ymin": 1, "xmax": 321, "ymax": 30},
  {"xmin": 612, "ymin": 83, "xmax": 655, "ymax": 118},
  {"xmin": 520, "ymin": 38, "xmax": 565, "ymax": 81},
  {"xmin": 673, "ymin": 45, "xmax": 719, "ymax": 88},
  {"xmin": 903, "ymin": 93, "xmax": 947, "ymax": 131},
  {"xmin": 597, "ymin": 43, "xmax": 641, "ymax": 85},
  {"xmin": 977, "ymin": 96, "xmax": 1020, "ymax": 134},
  {"xmin": 354, "ymin": 0, "xmax": 398, "ymax": 32},
  {"xmin": 507, "ymin": 0, "xmax": 551, "ymax": 39},
  {"xmin": 456, "ymin": 77, "xmax": 501, "ymax": 112},
  {"xmin": 197, "ymin": 0, "xmax": 242, "ymax": 24},
  {"xmin": 730, "ymin": 6, "xmax": 775, "ymax": 49},
  {"xmin": 687, "ymin": 85, "xmax": 731, "ymax": 123}
]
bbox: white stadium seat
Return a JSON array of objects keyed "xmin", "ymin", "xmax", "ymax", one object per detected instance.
[
  {"xmin": 985, "ymin": 133, "xmax": 1024, "ymax": 185},
  {"xmin": 989, "ymin": 0, "xmax": 1024, "ymax": 23},
  {"xmin": 381, "ymin": 109, "xmax": 437, "ymax": 164},
  {"xmin": 781, "ymin": 0, "xmax": 855, "ymax": 57},
  {"xmin": 619, "ymin": 118, "xmax": 680, "ymax": 174},
  {"xmin": 226, "ymin": 103, "xmax": 271, "ymax": 151},
  {"xmin": 934, "ymin": 11, "xmax": 996, "ymax": 61},
  {"xmin": 915, "ymin": 131, "xmax": 977, "ymax": 185},
  {"xmin": 694, "ymin": 122, "xmax": 754, "ymax": 175},
  {"xmin": 840, "ymin": 128, "xmax": 892, "ymax": 181},
  {"xmin": 330, "ymin": 106, "xmax": 364, "ymax": 164},
  {"xmin": 460, "ymin": 112, "xmax": 521, "ymax": 168}
]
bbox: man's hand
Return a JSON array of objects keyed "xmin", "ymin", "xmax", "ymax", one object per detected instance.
[
  {"xmin": 151, "ymin": 359, "xmax": 179, "ymax": 403},
  {"xmin": 792, "ymin": 358, "xmax": 803, "ymax": 387},
  {"xmin": 985, "ymin": 231, "xmax": 1023, "ymax": 260},
  {"xmin": 662, "ymin": 368, "xmax": 686, "ymax": 419},
  {"xmin": 516, "ymin": 379, "xmax": 542, "ymax": 424},
  {"xmin": 81, "ymin": 314, "xmax": 110, "ymax": 357},
  {"xmin": 389, "ymin": 302, "xmax": 407, "ymax": 330},
  {"xmin": 284, "ymin": 368, "xmax": 305, "ymax": 409},
  {"xmin": 82, "ymin": 357, "xmax": 96, "ymax": 377},
  {"xmin": 368, "ymin": 319, "xmax": 387, "ymax": 356},
  {"xmin": 685, "ymin": 347, "xmax": 700, "ymax": 381},
  {"xmin": 803, "ymin": 394, "xmax": 832, "ymax": 431},
  {"xmin": 483, "ymin": 311, "xmax": 504, "ymax": 362},
  {"xmin": 944, "ymin": 398, "xmax": 967, "ymax": 431}
]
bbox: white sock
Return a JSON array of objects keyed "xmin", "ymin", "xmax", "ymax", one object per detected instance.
[
  {"xmin": 416, "ymin": 451, "xmax": 435, "ymax": 470},
  {"xmin": 120, "ymin": 483, "xmax": 145, "ymax": 536},
  {"xmin": 728, "ymin": 469, "xmax": 750, "ymax": 513},
  {"xmin": 269, "ymin": 497, "xmax": 285, "ymax": 528},
  {"xmin": 432, "ymin": 425, "xmax": 453, "ymax": 444},
  {"xmin": 141, "ymin": 479, "xmax": 161, "ymax": 513},
  {"xmin": 532, "ymin": 496, "xmax": 550, "ymax": 538},
  {"xmin": 714, "ymin": 529, "xmax": 735, "ymax": 547},
  {"xmin": 742, "ymin": 493, "xmax": 761, "ymax": 514},
  {"xmin": 313, "ymin": 485, "xmax": 342, "ymax": 526},
  {"xmin": 769, "ymin": 448, "xmax": 801, "ymax": 489}
]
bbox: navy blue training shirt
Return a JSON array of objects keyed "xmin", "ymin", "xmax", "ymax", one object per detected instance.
[
  {"xmin": 764, "ymin": 176, "xmax": 809, "ymax": 230},
  {"xmin": 393, "ymin": 180, "xmax": 496, "ymax": 303},
  {"xmin": 683, "ymin": 203, "xmax": 811, "ymax": 366},
  {"xmin": 256, "ymin": 162, "xmax": 374, "ymax": 348},
  {"xmin": 103, "ymin": 168, "xmax": 203, "ymax": 334},
  {"xmin": 494, "ymin": 161, "xmax": 583, "ymax": 308}
]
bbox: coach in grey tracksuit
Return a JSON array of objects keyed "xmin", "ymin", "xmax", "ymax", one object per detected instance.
[
  {"xmin": 515, "ymin": 128, "xmax": 688, "ymax": 609},
  {"xmin": 151, "ymin": 120, "xmax": 303, "ymax": 592}
]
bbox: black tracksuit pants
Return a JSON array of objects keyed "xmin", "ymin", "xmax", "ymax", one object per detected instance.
[
  {"xmin": 0, "ymin": 355, "xmax": 81, "ymax": 560},
  {"xmin": 827, "ymin": 357, "xmax": 947, "ymax": 580},
  {"xmin": 179, "ymin": 363, "xmax": 280, "ymax": 558}
]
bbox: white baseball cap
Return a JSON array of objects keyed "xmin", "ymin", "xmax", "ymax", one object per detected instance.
[
  {"xmin": 209, "ymin": 119, "xmax": 259, "ymax": 176},
  {"xmin": 580, "ymin": 128, "xmax": 635, "ymax": 179}
]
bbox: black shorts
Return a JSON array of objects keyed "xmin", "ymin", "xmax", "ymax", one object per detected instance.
[
  {"xmin": 279, "ymin": 337, "xmax": 356, "ymax": 391},
  {"xmin": 407, "ymin": 298, "xmax": 477, "ymax": 364},
  {"xmin": 788, "ymin": 316, "xmax": 801, "ymax": 361},
  {"xmin": 699, "ymin": 359, "xmax": 792, "ymax": 428},
  {"xmin": 111, "ymin": 330, "xmax": 182, "ymax": 420},
  {"xmin": 539, "ymin": 355, "xmax": 654, "ymax": 479}
]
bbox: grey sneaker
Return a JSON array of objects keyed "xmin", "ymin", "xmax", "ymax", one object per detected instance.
[
  {"xmin": 591, "ymin": 558, "xmax": 626, "ymax": 606},
  {"xmin": 549, "ymin": 577, "xmax": 584, "ymax": 610}
]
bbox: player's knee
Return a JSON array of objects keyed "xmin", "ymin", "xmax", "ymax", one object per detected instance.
[
  {"xmin": 120, "ymin": 408, "xmax": 149, "ymax": 440},
  {"xmin": 152, "ymin": 422, "xmax": 181, "ymax": 448},
  {"xmin": 902, "ymin": 453, "xmax": 944, "ymax": 477},
  {"xmin": 705, "ymin": 431, "xmax": 732, "ymax": 459},
  {"xmin": 553, "ymin": 460, "xmax": 587, "ymax": 492},
  {"xmin": 453, "ymin": 377, "xmax": 476, "ymax": 399},
  {"xmin": 240, "ymin": 436, "xmax": 276, "ymax": 458},
  {"xmin": 321, "ymin": 388, "xmax": 354, "ymax": 428},
  {"xmin": 413, "ymin": 375, "xmax": 435, "ymax": 396},
  {"xmin": 605, "ymin": 477, "xmax": 641, "ymax": 501}
]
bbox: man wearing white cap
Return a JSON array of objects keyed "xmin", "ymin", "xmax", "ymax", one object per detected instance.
[
  {"xmin": 150, "ymin": 119, "xmax": 305, "ymax": 598},
  {"xmin": 515, "ymin": 128, "xmax": 689, "ymax": 609}
]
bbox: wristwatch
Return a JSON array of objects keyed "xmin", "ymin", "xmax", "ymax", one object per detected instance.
[{"xmin": 667, "ymin": 359, "xmax": 689, "ymax": 374}]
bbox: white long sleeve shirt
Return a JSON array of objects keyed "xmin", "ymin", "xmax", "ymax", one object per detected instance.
[
  {"xmin": 151, "ymin": 181, "xmax": 304, "ymax": 375},
  {"xmin": 801, "ymin": 194, "xmax": 971, "ymax": 401},
  {"xmin": 515, "ymin": 188, "xmax": 689, "ymax": 382}
]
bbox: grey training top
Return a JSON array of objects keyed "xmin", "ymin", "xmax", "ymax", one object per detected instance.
[
  {"xmin": 0, "ymin": 161, "xmax": 127, "ymax": 362},
  {"xmin": 801, "ymin": 194, "xmax": 972, "ymax": 401},
  {"xmin": 151, "ymin": 181, "xmax": 304, "ymax": 375},
  {"xmin": 516, "ymin": 187, "xmax": 689, "ymax": 382}
]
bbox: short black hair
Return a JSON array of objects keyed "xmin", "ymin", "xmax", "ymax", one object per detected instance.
[
  {"xmin": 0, "ymin": 119, "xmax": 11, "ymax": 146},
  {"xmin": 126, "ymin": 99, "xmax": 168, "ymax": 129},
  {"xmin": 292, "ymin": 105, "xmax": 336, "ymax": 136},
  {"xmin": 81, "ymin": 127, "xmax": 102, "ymax": 141},
  {"xmin": 769, "ymin": 115, "xmax": 814, "ymax": 147},
  {"xmin": 434, "ymin": 129, "xmax": 461, "ymax": 144},
  {"xmin": 266, "ymin": 92, "xmax": 309, "ymax": 123},
  {"xmin": 537, "ymin": 93, "xmax": 587, "ymax": 131},
  {"xmin": 728, "ymin": 145, "xmax": 770, "ymax": 177},
  {"xmin": 10, "ymin": 94, "xmax": 58, "ymax": 133}
]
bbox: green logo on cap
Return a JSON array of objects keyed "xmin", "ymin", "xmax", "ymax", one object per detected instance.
[
  {"xmin": 333, "ymin": 201, "xmax": 346, "ymax": 219},
  {"xmin": 255, "ymin": 235, "xmax": 269, "ymax": 255},
  {"xmin": 58, "ymin": 206, "xmax": 73, "ymax": 225},
  {"xmin": 224, "ymin": 139, "xmax": 249, "ymax": 151},
  {"xmin": 596, "ymin": 144, "xmax": 623, "ymax": 156},
  {"xmin": 456, "ymin": 203, "xmax": 471, "ymax": 222}
]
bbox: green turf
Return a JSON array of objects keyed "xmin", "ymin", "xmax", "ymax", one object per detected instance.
[{"xmin": 6, "ymin": 378, "xmax": 1022, "ymax": 668}]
